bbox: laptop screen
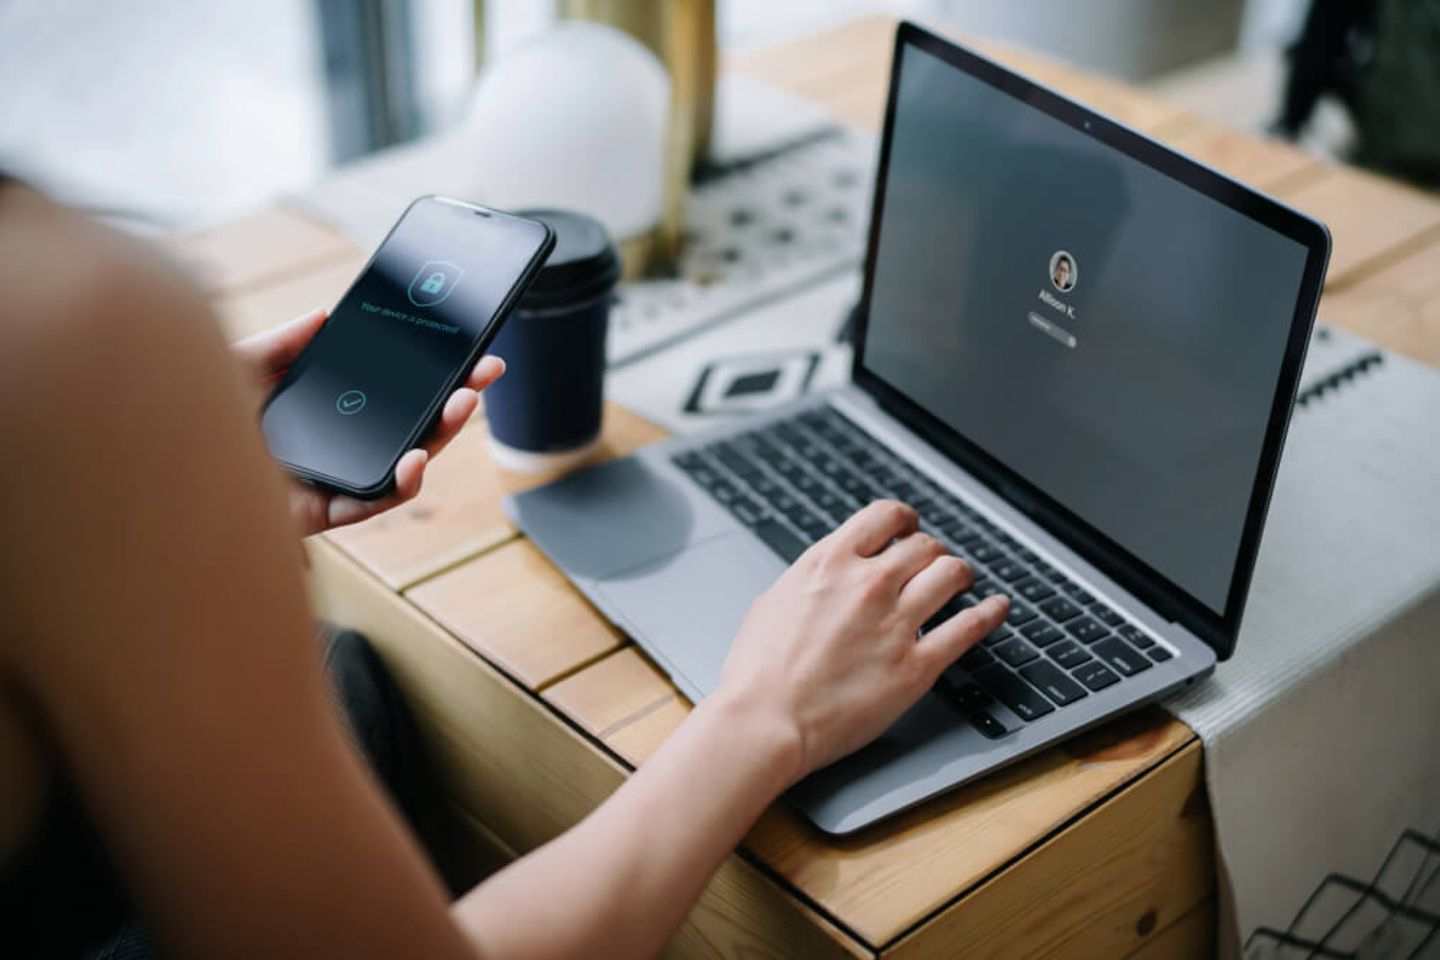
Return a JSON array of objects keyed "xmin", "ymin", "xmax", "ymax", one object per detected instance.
[{"xmin": 858, "ymin": 37, "xmax": 1313, "ymax": 621}]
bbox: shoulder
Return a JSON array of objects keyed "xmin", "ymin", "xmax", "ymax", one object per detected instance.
[
  {"xmin": 0, "ymin": 186, "xmax": 208, "ymax": 351},
  {"xmin": 0, "ymin": 187, "xmax": 226, "ymax": 438}
]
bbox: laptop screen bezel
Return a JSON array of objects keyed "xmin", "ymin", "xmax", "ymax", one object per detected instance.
[{"xmin": 850, "ymin": 21, "xmax": 1331, "ymax": 660}]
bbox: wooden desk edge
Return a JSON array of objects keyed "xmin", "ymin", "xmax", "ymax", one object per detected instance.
[{"xmin": 307, "ymin": 536, "xmax": 872, "ymax": 958}]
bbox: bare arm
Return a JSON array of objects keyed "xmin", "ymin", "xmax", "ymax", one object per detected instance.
[
  {"xmin": 0, "ymin": 186, "xmax": 1005, "ymax": 959},
  {"xmin": 456, "ymin": 501, "xmax": 1008, "ymax": 959},
  {"xmin": 0, "ymin": 187, "xmax": 479, "ymax": 960}
]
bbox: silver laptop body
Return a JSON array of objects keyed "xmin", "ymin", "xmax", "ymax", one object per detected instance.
[{"xmin": 506, "ymin": 22, "xmax": 1329, "ymax": 835}]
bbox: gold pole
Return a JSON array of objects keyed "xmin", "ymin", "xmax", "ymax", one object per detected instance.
[
  {"xmin": 556, "ymin": 0, "xmax": 716, "ymax": 277},
  {"xmin": 471, "ymin": 0, "xmax": 485, "ymax": 73}
]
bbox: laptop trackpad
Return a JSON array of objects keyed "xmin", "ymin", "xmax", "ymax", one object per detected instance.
[
  {"xmin": 507, "ymin": 457, "xmax": 705, "ymax": 579},
  {"xmin": 597, "ymin": 531, "xmax": 787, "ymax": 698}
]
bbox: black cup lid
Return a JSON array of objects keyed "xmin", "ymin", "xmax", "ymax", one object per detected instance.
[{"xmin": 516, "ymin": 208, "xmax": 621, "ymax": 311}]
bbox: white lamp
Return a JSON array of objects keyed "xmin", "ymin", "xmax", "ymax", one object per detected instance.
[{"xmin": 465, "ymin": 21, "xmax": 669, "ymax": 255}]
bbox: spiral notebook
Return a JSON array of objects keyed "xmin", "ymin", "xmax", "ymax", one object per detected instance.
[{"xmin": 1165, "ymin": 325, "xmax": 1440, "ymax": 953}]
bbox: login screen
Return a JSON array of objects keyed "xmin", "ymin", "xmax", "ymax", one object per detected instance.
[{"xmin": 861, "ymin": 44, "xmax": 1311, "ymax": 614}]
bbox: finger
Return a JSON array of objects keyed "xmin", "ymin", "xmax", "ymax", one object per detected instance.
[
  {"xmin": 232, "ymin": 309, "xmax": 327, "ymax": 378},
  {"xmin": 391, "ymin": 448, "xmax": 428, "ymax": 501},
  {"xmin": 324, "ymin": 450, "xmax": 428, "ymax": 529},
  {"xmin": 421, "ymin": 388, "xmax": 479, "ymax": 458},
  {"xmin": 831, "ymin": 500, "xmax": 918, "ymax": 557},
  {"xmin": 897, "ymin": 553, "xmax": 974, "ymax": 621},
  {"xmin": 873, "ymin": 531, "xmax": 948, "ymax": 585},
  {"xmin": 465, "ymin": 354, "xmax": 506, "ymax": 391},
  {"xmin": 915, "ymin": 595, "xmax": 1011, "ymax": 676}
]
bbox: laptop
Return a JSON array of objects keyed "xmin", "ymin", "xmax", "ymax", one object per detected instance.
[{"xmin": 505, "ymin": 21, "xmax": 1330, "ymax": 835}]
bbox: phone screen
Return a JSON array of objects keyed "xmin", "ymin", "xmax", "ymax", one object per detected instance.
[{"xmin": 261, "ymin": 197, "xmax": 553, "ymax": 495}]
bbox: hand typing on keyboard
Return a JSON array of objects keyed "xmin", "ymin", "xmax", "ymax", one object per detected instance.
[{"xmin": 715, "ymin": 500, "xmax": 1010, "ymax": 779}]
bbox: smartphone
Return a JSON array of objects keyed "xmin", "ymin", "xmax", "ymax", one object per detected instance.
[{"xmin": 261, "ymin": 196, "xmax": 554, "ymax": 498}]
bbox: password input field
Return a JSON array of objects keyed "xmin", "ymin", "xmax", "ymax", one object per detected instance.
[{"xmin": 1027, "ymin": 311, "xmax": 1078, "ymax": 348}]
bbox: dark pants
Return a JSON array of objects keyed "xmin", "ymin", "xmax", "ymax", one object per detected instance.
[{"xmin": 8, "ymin": 628, "xmax": 439, "ymax": 960}]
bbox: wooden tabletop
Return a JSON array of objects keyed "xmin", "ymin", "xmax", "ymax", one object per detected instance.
[{"xmin": 167, "ymin": 15, "xmax": 1440, "ymax": 958}]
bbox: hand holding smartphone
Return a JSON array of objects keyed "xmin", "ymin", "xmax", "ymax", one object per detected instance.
[{"xmin": 261, "ymin": 197, "xmax": 554, "ymax": 498}]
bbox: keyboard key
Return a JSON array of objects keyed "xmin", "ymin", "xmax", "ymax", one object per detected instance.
[
  {"xmin": 1090, "ymin": 603, "xmax": 1125, "ymax": 627},
  {"xmin": 782, "ymin": 502, "xmax": 820, "ymax": 527},
  {"xmin": 796, "ymin": 515, "xmax": 830, "ymax": 539},
  {"xmin": 1038, "ymin": 596, "xmax": 1082, "ymax": 622},
  {"xmin": 975, "ymin": 666, "xmax": 1055, "ymax": 722},
  {"xmin": 940, "ymin": 595, "xmax": 967, "ymax": 618},
  {"xmin": 1067, "ymin": 617, "xmax": 1111, "ymax": 645},
  {"xmin": 955, "ymin": 531, "xmax": 987, "ymax": 550},
  {"xmin": 1020, "ymin": 620, "xmax": 1065, "ymax": 647},
  {"xmin": 837, "ymin": 474, "xmax": 872, "ymax": 499},
  {"xmin": 1014, "ymin": 578, "xmax": 1055, "ymax": 603},
  {"xmin": 1092, "ymin": 636, "xmax": 1153, "ymax": 677},
  {"xmin": 1006, "ymin": 602, "xmax": 1037, "ymax": 626},
  {"xmin": 949, "ymin": 681, "xmax": 993, "ymax": 712},
  {"xmin": 918, "ymin": 501, "xmax": 951, "ymax": 526},
  {"xmin": 753, "ymin": 475, "xmax": 784, "ymax": 498},
  {"xmin": 960, "ymin": 646, "xmax": 995, "ymax": 670},
  {"xmin": 1147, "ymin": 646, "xmax": 1174, "ymax": 662},
  {"xmin": 709, "ymin": 480, "xmax": 738, "ymax": 503},
  {"xmin": 772, "ymin": 423, "xmax": 804, "ymax": 445},
  {"xmin": 969, "ymin": 541, "xmax": 1004, "ymax": 564},
  {"xmin": 753, "ymin": 519, "xmax": 806, "ymax": 563},
  {"xmin": 1048, "ymin": 639, "xmax": 1092, "ymax": 669},
  {"xmin": 937, "ymin": 516, "xmax": 968, "ymax": 537},
  {"xmin": 752, "ymin": 436, "xmax": 784, "ymax": 460},
  {"xmin": 714, "ymin": 444, "xmax": 763, "ymax": 481},
  {"xmin": 993, "ymin": 560, "xmax": 1030, "ymax": 583},
  {"xmin": 1061, "ymin": 581, "xmax": 1096, "ymax": 604},
  {"xmin": 1118, "ymin": 624, "xmax": 1154, "ymax": 648},
  {"xmin": 891, "ymin": 481, "xmax": 918, "ymax": 500},
  {"xmin": 775, "ymin": 460, "xmax": 806, "ymax": 483},
  {"xmin": 981, "ymin": 624, "xmax": 1014, "ymax": 647},
  {"xmin": 1020, "ymin": 660, "xmax": 1088, "ymax": 706},
  {"xmin": 1073, "ymin": 660, "xmax": 1121, "ymax": 692},
  {"xmin": 1017, "ymin": 548, "xmax": 1041, "ymax": 564},
  {"xmin": 968, "ymin": 710, "xmax": 1009, "ymax": 739},
  {"xmin": 793, "ymin": 473, "xmax": 826, "ymax": 497},
  {"xmin": 730, "ymin": 499, "xmax": 765, "ymax": 525},
  {"xmin": 994, "ymin": 637, "xmax": 1040, "ymax": 667}
]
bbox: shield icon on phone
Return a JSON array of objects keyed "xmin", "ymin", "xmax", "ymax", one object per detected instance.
[{"xmin": 408, "ymin": 260, "xmax": 465, "ymax": 308}]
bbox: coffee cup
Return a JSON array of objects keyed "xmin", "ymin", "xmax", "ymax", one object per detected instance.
[{"xmin": 484, "ymin": 209, "xmax": 621, "ymax": 473}]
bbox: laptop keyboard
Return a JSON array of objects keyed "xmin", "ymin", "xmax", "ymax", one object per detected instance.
[{"xmin": 671, "ymin": 406, "xmax": 1174, "ymax": 739}]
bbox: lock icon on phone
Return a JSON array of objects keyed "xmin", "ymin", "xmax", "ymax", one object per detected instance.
[{"xmin": 408, "ymin": 260, "xmax": 464, "ymax": 307}]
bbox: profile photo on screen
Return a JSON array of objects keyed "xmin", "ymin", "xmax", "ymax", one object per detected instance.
[{"xmin": 1050, "ymin": 250, "xmax": 1077, "ymax": 292}]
